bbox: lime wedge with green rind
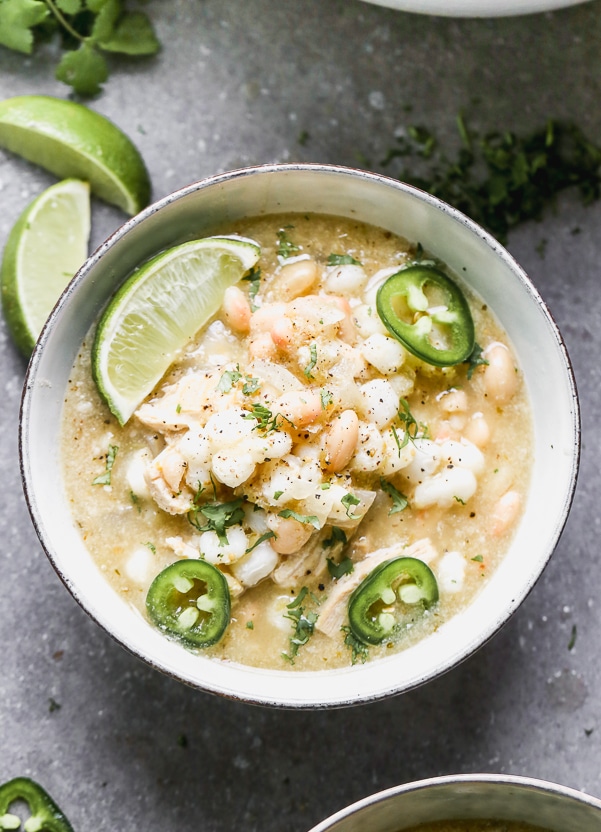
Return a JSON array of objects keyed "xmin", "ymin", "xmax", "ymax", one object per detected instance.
[
  {"xmin": 1, "ymin": 178, "xmax": 90, "ymax": 356},
  {"xmin": 0, "ymin": 95, "xmax": 150, "ymax": 215},
  {"xmin": 92, "ymin": 236, "xmax": 261, "ymax": 425}
]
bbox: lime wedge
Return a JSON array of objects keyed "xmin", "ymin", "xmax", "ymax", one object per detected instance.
[
  {"xmin": 92, "ymin": 236, "xmax": 261, "ymax": 424},
  {"xmin": 1, "ymin": 178, "xmax": 91, "ymax": 356},
  {"xmin": 0, "ymin": 95, "xmax": 150, "ymax": 215}
]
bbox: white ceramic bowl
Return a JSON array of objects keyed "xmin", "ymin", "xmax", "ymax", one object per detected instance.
[
  {"xmin": 20, "ymin": 164, "xmax": 579, "ymax": 708},
  {"xmin": 359, "ymin": 0, "xmax": 592, "ymax": 17},
  {"xmin": 307, "ymin": 774, "xmax": 601, "ymax": 831}
]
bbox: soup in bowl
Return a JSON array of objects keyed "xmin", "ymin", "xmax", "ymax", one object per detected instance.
[
  {"xmin": 20, "ymin": 164, "xmax": 579, "ymax": 707},
  {"xmin": 305, "ymin": 774, "xmax": 601, "ymax": 832}
]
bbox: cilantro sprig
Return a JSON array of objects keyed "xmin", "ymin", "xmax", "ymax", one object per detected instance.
[
  {"xmin": 189, "ymin": 497, "xmax": 245, "ymax": 546},
  {"xmin": 379, "ymin": 478, "xmax": 409, "ymax": 515},
  {"xmin": 282, "ymin": 587, "xmax": 319, "ymax": 664},
  {"xmin": 0, "ymin": 0, "xmax": 160, "ymax": 96}
]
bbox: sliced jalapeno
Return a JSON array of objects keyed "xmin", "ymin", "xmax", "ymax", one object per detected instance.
[
  {"xmin": 376, "ymin": 264, "xmax": 475, "ymax": 366},
  {"xmin": 348, "ymin": 556, "xmax": 439, "ymax": 645},
  {"xmin": 0, "ymin": 777, "xmax": 73, "ymax": 832},
  {"xmin": 146, "ymin": 559, "xmax": 231, "ymax": 647}
]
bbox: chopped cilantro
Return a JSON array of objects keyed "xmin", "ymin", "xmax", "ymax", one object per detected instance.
[
  {"xmin": 471, "ymin": 554, "xmax": 484, "ymax": 563},
  {"xmin": 381, "ymin": 115, "xmax": 601, "ymax": 244},
  {"xmin": 245, "ymin": 530, "xmax": 276, "ymax": 554},
  {"xmin": 568, "ymin": 624, "xmax": 577, "ymax": 651},
  {"xmin": 130, "ymin": 491, "xmax": 141, "ymax": 512},
  {"xmin": 243, "ymin": 266, "xmax": 261, "ymax": 311},
  {"xmin": 341, "ymin": 493, "xmax": 361, "ymax": 519},
  {"xmin": 189, "ymin": 497, "xmax": 245, "ymax": 545},
  {"xmin": 246, "ymin": 620, "xmax": 254, "ymax": 630},
  {"xmin": 327, "ymin": 253, "xmax": 362, "ymax": 266},
  {"xmin": 277, "ymin": 509, "xmax": 320, "ymax": 529},
  {"xmin": 242, "ymin": 375, "xmax": 260, "ymax": 395},
  {"xmin": 274, "ymin": 490, "xmax": 284, "ymax": 500},
  {"xmin": 145, "ymin": 541, "xmax": 156, "ymax": 554},
  {"xmin": 217, "ymin": 367, "xmax": 242, "ymax": 393},
  {"xmin": 454, "ymin": 496, "xmax": 466, "ymax": 505},
  {"xmin": 397, "ymin": 398, "xmax": 419, "ymax": 445},
  {"xmin": 322, "ymin": 526, "xmax": 347, "ymax": 549},
  {"xmin": 304, "ymin": 343, "xmax": 318, "ymax": 379},
  {"xmin": 276, "ymin": 228, "xmax": 300, "ymax": 258},
  {"xmin": 341, "ymin": 625, "xmax": 368, "ymax": 664},
  {"xmin": 379, "ymin": 478, "xmax": 409, "ymax": 515},
  {"xmin": 465, "ymin": 342, "xmax": 489, "ymax": 380},
  {"xmin": 92, "ymin": 444, "xmax": 118, "ymax": 486},
  {"xmin": 327, "ymin": 556, "xmax": 354, "ymax": 579},
  {"xmin": 320, "ymin": 389, "xmax": 333, "ymax": 409},
  {"xmin": 282, "ymin": 587, "xmax": 318, "ymax": 664}
]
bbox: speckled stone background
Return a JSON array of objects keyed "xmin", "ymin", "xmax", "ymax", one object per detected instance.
[{"xmin": 1, "ymin": 1, "xmax": 601, "ymax": 830}]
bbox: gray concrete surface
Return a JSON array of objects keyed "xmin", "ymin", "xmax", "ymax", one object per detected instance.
[{"xmin": 1, "ymin": 1, "xmax": 601, "ymax": 829}]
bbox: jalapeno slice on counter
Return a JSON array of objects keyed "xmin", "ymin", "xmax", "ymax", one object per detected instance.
[
  {"xmin": 348, "ymin": 556, "xmax": 439, "ymax": 645},
  {"xmin": 146, "ymin": 559, "xmax": 231, "ymax": 647},
  {"xmin": 376, "ymin": 264, "xmax": 475, "ymax": 366},
  {"xmin": 0, "ymin": 776, "xmax": 74, "ymax": 832}
]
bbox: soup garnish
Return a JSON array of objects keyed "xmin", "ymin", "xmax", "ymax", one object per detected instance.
[{"xmin": 62, "ymin": 213, "xmax": 531, "ymax": 670}]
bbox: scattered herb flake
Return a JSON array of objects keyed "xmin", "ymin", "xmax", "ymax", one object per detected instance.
[
  {"xmin": 243, "ymin": 266, "xmax": 261, "ymax": 310},
  {"xmin": 320, "ymin": 389, "xmax": 333, "ymax": 410},
  {"xmin": 397, "ymin": 399, "xmax": 419, "ymax": 445},
  {"xmin": 274, "ymin": 490, "xmax": 284, "ymax": 500},
  {"xmin": 568, "ymin": 624, "xmax": 577, "ymax": 651},
  {"xmin": 48, "ymin": 697, "xmax": 61, "ymax": 713},
  {"xmin": 471, "ymin": 554, "xmax": 484, "ymax": 563},
  {"xmin": 304, "ymin": 343, "xmax": 317, "ymax": 379},
  {"xmin": 242, "ymin": 375, "xmax": 260, "ymax": 395},
  {"xmin": 327, "ymin": 253, "xmax": 362, "ymax": 266},
  {"xmin": 92, "ymin": 444, "xmax": 118, "ymax": 486},
  {"xmin": 276, "ymin": 228, "xmax": 300, "ymax": 258},
  {"xmin": 246, "ymin": 620, "xmax": 254, "ymax": 629},
  {"xmin": 145, "ymin": 541, "xmax": 156, "ymax": 554}
]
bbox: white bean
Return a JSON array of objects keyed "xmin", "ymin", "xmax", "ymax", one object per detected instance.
[
  {"xmin": 222, "ymin": 285, "xmax": 251, "ymax": 333},
  {"xmin": 484, "ymin": 343, "xmax": 518, "ymax": 404},
  {"xmin": 323, "ymin": 410, "xmax": 359, "ymax": 473},
  {"xmin": 267, "ymin": 514, "xmax": 314, "ymax": 555},
  {"xmin": 491, "ymin": 490, "xmax": 522, "ymax": 536}
]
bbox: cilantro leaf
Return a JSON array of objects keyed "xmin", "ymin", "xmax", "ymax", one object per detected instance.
[
  {"xmin": 276, "ymin": 228, "xmax": 300, "ymax": 258},
  {"xmin": 245, "ymin": 530, "xmax": 276, "ymax": 554},
  {"xmin": 189, "ymin": 498, "xmax": 245, "ymax": 546},
  {"xmin": 92, "ymin": 443, "xmax": 118, "ymax": 485},
  {"xmin": 341, "ymin": 625, "xmax": 368, "ymax": 664},
  {"xmin": 55, "ymin": 41, "xmax": 108, "ymax": 96},
  {"xmin": 89, "ymin": 0, "xmax": 119, "ymax": 42},
  {"xmin": 99, "ymin": 10, "xmax": 159, "ymax": 55},
  {"xmin": 282, "ymin": 587, "xmax": 319, "ymax": 664},
  {"xmin": 216, "ymin": 367, "xmax": 242, "ymax": 393},
  {"xmin": 466, "ymin": 342, "xmax": 489, "ymax": 380},
  {"xmin": 327, "ymin": 253, "xmax": 362, "ymax": 266},
  {"xmin": 56, "ymin": 0, "xmax": 81, "ymax": 13},
  {"xmin": 341, "ymin": 493, "xmax": 361, "ymax": 518},
  {"xmin": 397, "ymin": 398, "xmax": 419, "ymax": 445},
  {"xmin": 304, "ymin": 343, "xmax": 317, "ymax": 379},
  {"xmin": 277, "ymin": 509, "xmax": 320, "ymax": 529},
  {"xmin": 0, "ymin": 0, "xmax": 49, "ymax": 53},
  {"xmin": 242, "ymin": 376, "xmax": 260, "ymax": 395},
  {"xmin": 242, "ymin": 266, "xmax": 261, "ymax": 311},
  {"xmin": 327, "ymin": 556, "xmax": 354, "ymax": 579},
  {"xmin": 379, "ymin": 478, "xmax": 409, "ymax": 515},
  {"xmin": 322, "ymin": 526, "xmax": 347, "ymax": 549},
  {"xmin": 320, "ymin": 389, "xmax": 333, "ymax": 410}
]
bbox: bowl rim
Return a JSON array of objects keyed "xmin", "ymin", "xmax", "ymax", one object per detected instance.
[
  {"xmin": 358, "ymin": 0, "xmax": 592, "ymax": 17},
  {"xmin": 19, "ymin": 162, "xmax": 581, "ymax": 708},
  {"xmin": 306, "ymin": 773, "xmax": 601, "ymax": 831}
]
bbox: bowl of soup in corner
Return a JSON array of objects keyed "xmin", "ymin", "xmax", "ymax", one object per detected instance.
[
  {"xmin": 20, "ymin": 164, "xmax": 579, "ymax": 707},
  {"xmin": 306, "ymin": 774, "xmax": 601, "ymax": 832}
]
